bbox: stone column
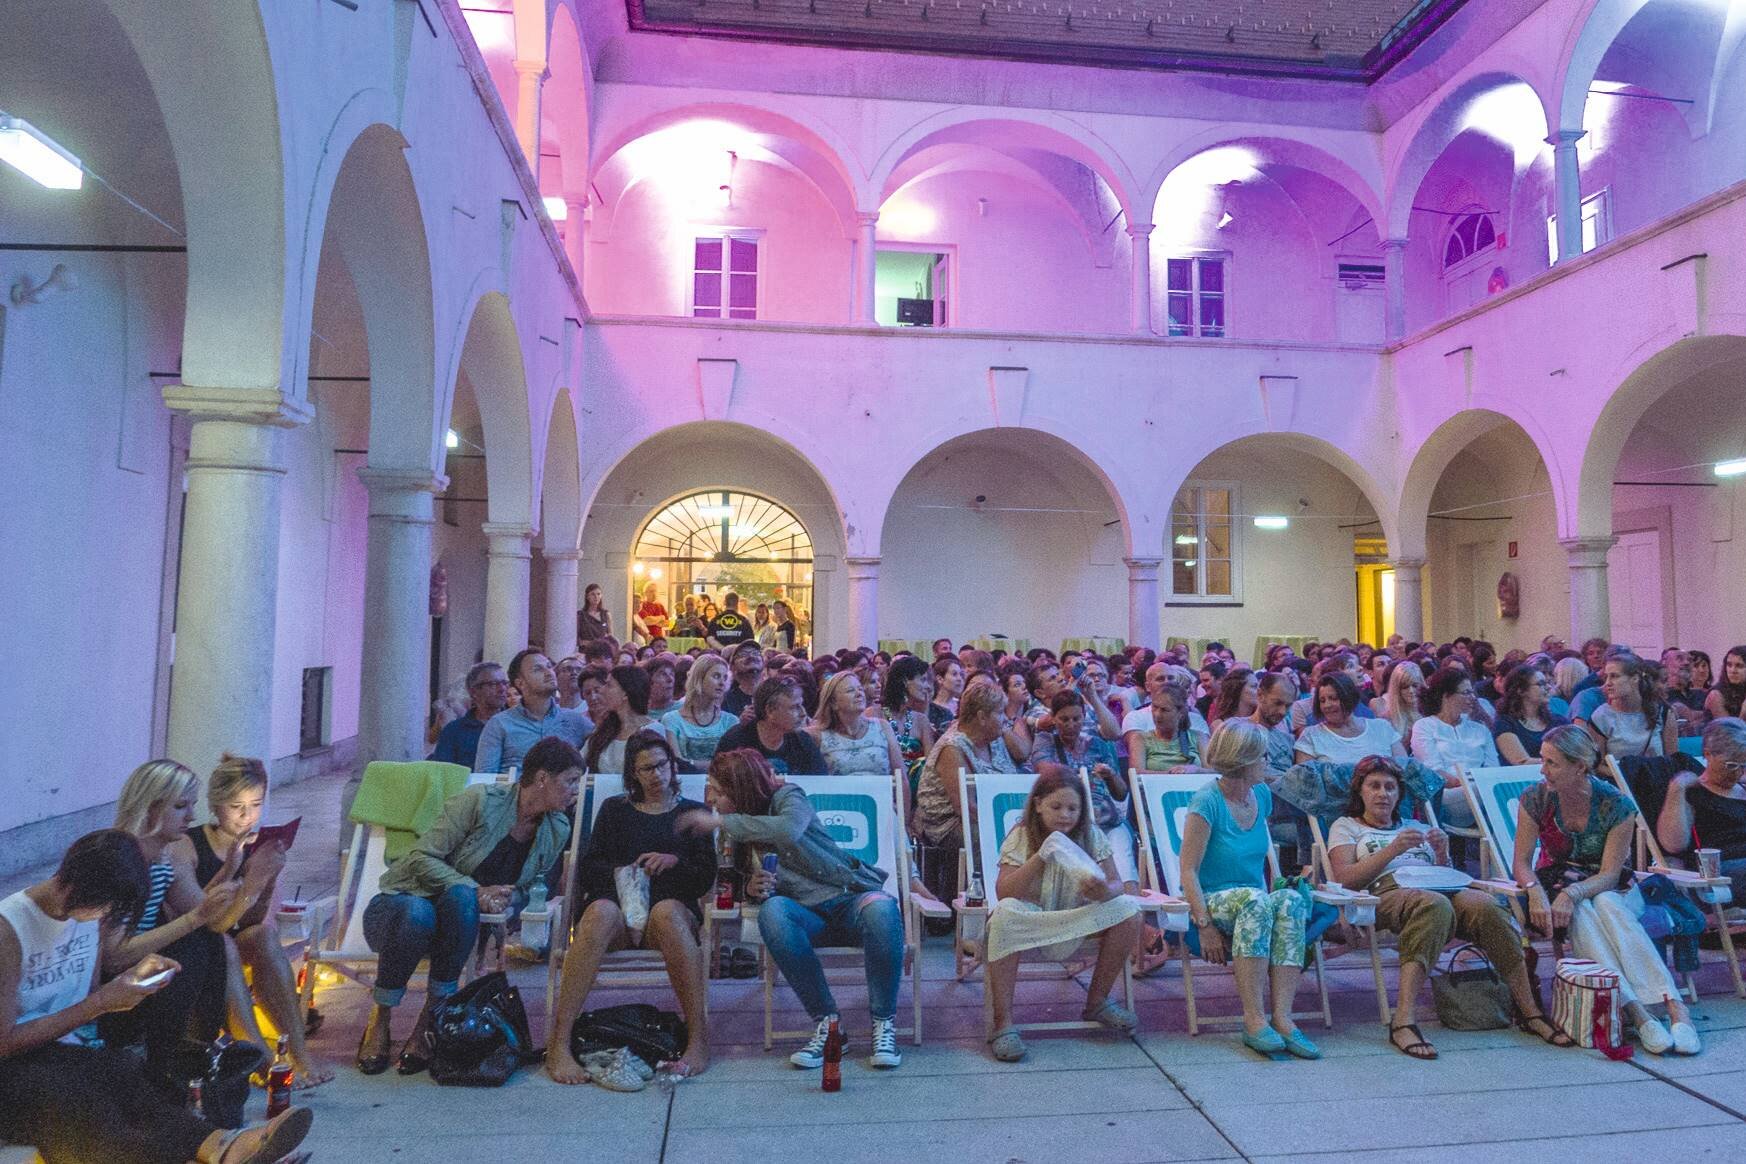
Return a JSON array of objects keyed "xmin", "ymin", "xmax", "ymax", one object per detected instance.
[
  {"xmin": 482, "ymin": 522, "xmax": 534, "ymax": 664},
  {"xmin": 1125, "ymin": 557, "xmax": 1162, "ymax": 651},
  {"xmin": 1390, "ymin": 557, "xmax": 1427, "ymax": 643},
  {"xmin": 856, "ymin": 212, "xmax": 879, "ymax": 324},
  {"xmin": 543, "ymin": 549, "xmax": 582, "ymax": 661},
  {"xmin": 1127, "ymin": 223, "xmax": 1154, "ymax": 335},
  {"xmin": 1549, "ymin": 130, "xmax": 1587, "ymax": 263},
  {"xmin": 1382, "ymin": 238, "xmax": 1408, "ymax": 340},
  {"xmin": 1561, "ymin": 535, "xmax": 1617, "ymax": 644},
  {"xmin": 513, "ymin": 60, "xmax": 546, "ymax": 181},
  {"xmin": 846, "ymin": 557, "xmax": 880, "ymax": 651},
  {"xmin": 562, "ymin": 195, "xmax": 588, "ymax": 284},
  {"xmin": 161, "ymin": 386, "xmax": 312, "ymax": 784},
  {"xmin": 356, "ymin": 468, "xmax": 443, "ymax": 767}
]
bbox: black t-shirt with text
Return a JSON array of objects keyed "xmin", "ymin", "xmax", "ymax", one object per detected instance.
[{"xmin": 708, "ymin": 611, "xmax": 754, "ymax": 646}]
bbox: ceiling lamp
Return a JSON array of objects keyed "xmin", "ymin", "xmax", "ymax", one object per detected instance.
[
  {"xmin": 445, "ymin": 429, "xmax": 460, "ymax": 449},
  {"xmin": 0, "ymin": 113, "xmax": 83, "ymax": 189},
  {"xmin": 1254, "ymin": 516, "xmax": 1289, "ymax": 529},
  {"xmin": 1715, "ymin": 458, "xmax": 1746, "ymax": 478}
]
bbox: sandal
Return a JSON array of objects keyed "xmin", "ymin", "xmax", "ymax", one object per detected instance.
[
  {"xmin": 1132, "ymin": 927, "xmax": 1171, "ymax": 977},
  {"xmin": 1084, "ymin": 998, "xmax": 1139, "ymax": 1034},
  {"xmin": 1389, "ymin": 1021, "xmax": 1438, "ymax": 1060},
  {"xmin": 988, "ymin": 1027, "xmax": 1027, "ymax": 1062},
  {"xmin": 1514, "ymin": 1010, "xmax": 1576, "ymax": 1048}
]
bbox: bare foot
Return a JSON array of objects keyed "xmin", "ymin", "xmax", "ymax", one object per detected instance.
[
  {"xmin": 672, "ymin": 1043, "xmax": 710, "ymax": 1077},
  {"xmin": 546, "ymin": 1047, "xmax": 590, "ymax": 1085},
  {"xmin": 290, "ymin": 1053, "xmax": 334, "ymax": 1089}
]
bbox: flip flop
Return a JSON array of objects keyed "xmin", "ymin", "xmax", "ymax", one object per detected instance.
[{"xmin": 1389, "ymin": 1022, "xmax": 1438, "ymax": 1060}]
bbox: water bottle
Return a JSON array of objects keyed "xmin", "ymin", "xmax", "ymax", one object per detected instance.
[
  {"xmin": 527, "ymin": 881, "xmax": 548, "ymax": 913},
  {"xmin": 522, "ymin": 881, "xmax": 550, "ymax": 948}
]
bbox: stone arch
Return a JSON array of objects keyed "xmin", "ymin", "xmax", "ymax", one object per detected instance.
[
  {"xmin": 539, "ymin": 387, "xmax": 583, "ymax": 553},
  {"xmin": 543, "ymin": 1, "xmax": 591, "ymax": 194},
  {"xmin": 1397, "ymin": 405, "xmax": 1570, "ymax": 561},
  {"xmin": 1141, "ymin": 131, "xmax": 1385, "ymax": 234},
  {"xmin": 444, "ymin": 287, "xmax": 536, "ymax": 528},
  {"xmin": 1554, "ymin": 0, "xmax": 1655, "ymax": 135}
]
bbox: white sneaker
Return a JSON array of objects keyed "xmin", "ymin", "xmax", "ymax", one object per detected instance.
[
  {"xmin": 790, "ymin": 1015, "xmax": 839, "ymax": 1069},
  {"xmin": 1670, "ymin": 1021, "xmax": 1702, "ymax": 1055},
  {"xmin": 868, "ymin": 1017, "xmax": 902, "ymax": 1069},
  {"xmin": 1637, "ymin": 1016, "xmax": 1673, "ymax": 1055}
]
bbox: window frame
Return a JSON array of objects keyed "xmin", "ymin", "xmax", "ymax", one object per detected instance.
[
  {"xmin": 1168, "ymin": 480, "xmax": 1243, "ymax": 604},
  {"xmin": 1441, "ymin": 210, "xmax": 1500, "ymax": 277},
  {"xmin": 872, "ymin": 241, "xmax": 958, "ymax": 329},
  {"xmin": 687, "ymin": 227, "xmax": 766, "ymax": 321},
  {"xmin": 1545, "ymin": 188, "xmax": 1613, "ymax": 265},
  {"xmin": 1163, "ymin": 251, "xmax": 1230, "ymax": 339}
]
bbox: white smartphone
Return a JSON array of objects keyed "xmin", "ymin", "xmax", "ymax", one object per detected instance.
[{"xmin": 133, "ymin": 967, "xmax": 177, "ymax": 989}]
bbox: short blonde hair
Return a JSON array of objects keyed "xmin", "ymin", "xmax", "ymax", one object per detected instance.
[
  {"xmin": 1204, "ymin": 720, "xmax": 1268, "ymax": 776},
  {"xmin": 957, "ymin": 682, "xmax": 1005, "ymax": 727},
  {"xmin": 115, "ymin": 759, "xmax": 199, "ymax": 838},
  {"xmin": 208, "ymin": 753, "xmax": 269, "ymax": 812}
]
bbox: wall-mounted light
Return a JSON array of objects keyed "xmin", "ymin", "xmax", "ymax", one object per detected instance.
[
  {"xmin": 1716, "ymin": 458, "xmax": 1746, "ymax": 478},
  {"xmin": 632, "ymin": 561, "xmax": 646, "ymax": 575},
  {"xmin": 445, "ymin": 428, "xmax": 460, "ymax": 450},
  {"xmin": 650, "ymin": 567, "xmax": 664, "ymax": 580},
  {"xmin": 0, "ymin": 113, "xmax": 83, "ymax": 189},
  {"xmin": 542, "ymin": 196, "xmax": 567, "ymax": 221},
  {"xmin": 1254, "ymin": 515, "xmax": 1290, "ymax": 529},
  {"xmin": 9, "ymin": 262, "xmax": 75, "ymax": 306}
]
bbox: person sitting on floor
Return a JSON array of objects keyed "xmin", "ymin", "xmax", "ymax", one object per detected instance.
[
  {"xmin": 680, "ymin": 749, "xmax": 908, "ymax": 1071},
  {"xmin": 1657, "ymin": 717, "xmax": 1746, "ymax": 891},
  {"xmin": 187, "ymin": 755, "xmax": 333, "ymax": 1088},
  {"xmin": 356, "ymin": 737, "xmax": 579, "ymax": 1075},
  {"xmin": 982, "ymin": 770, "xmax": 1143, "ymax": 1063},
  {"xmin": 1514, "ymin": 725, "xmax": 1700, "ymax": 1055},
  {"xmin": 547, "ymin": 735, "xmax": 715, "ymax": 1085},
  {"xmin": 0, "ymin": 830, "xmax": 315, "ymax": 1164},
  {"xmin": 1179, "ymin": 722, "xmax": 1318, "ymax": 1060},
  {"xmin": 1327, "ymin": 756, "xmax": 1572, "ymax": 1060}
]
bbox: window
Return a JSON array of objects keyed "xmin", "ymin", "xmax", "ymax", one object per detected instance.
[
  {"xmin": 691, "ymin": 233, "xmax": 759, "ymax": 320},
  {"xmin": 1442, "ymin": 212, "xmax": 1497, "ymax": 270},
  {"xmin": 1165, "ymin": 256, "xmax": 1226, "ymax": 337},
  {"xmin": 299, "ymin": 666, "xmax": 332, "ymax": 752},
  {"xmin": 1546, "ymin": 190, "xmax": 1612, "ymax": 264},
  {"xmin": 1336, "ymin": 261, "xmax": 1385, "ymax": 290},
  {"xmin": 1171, "ymin": 483, "xmax": 1237, "ymax": 599}
]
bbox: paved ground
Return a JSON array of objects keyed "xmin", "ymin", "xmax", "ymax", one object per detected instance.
[{"xmin": 9, "ymin": 770, "xmax": 1746, "ymax": 1163}]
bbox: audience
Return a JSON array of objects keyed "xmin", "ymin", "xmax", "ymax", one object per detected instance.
[
  {"xmin": 476, "ymin": 649, "xmax": 594, "ymax": 773},
  {"xmin": 643, "ymin": 656, "xmax": 681, "ymax": 718},
  {"xmin": 633, "ymin": 582, "xmax": 670, "ymax": 642},
  {"xmin": 548, "ymin": 735, "xmax": 714, "ymax": 1084},
  {"xmin": 722, "ymin": 644, "xmax": 766, "ymax": 718},
  {"xmin": 1515, "ymin": 725, "xmax": 1700, "ymax": 1054},
  {"xmin": 769, "ymin": 599, "xmax": 801, "ymax": 652},
  {"xmin": 983, "ymin": 770, "xmax": 1143, "ymax": 1062},
  {"xmin": 705, "ymin": 592, "xmax": 755, "ymax": 651},
  {"xmin": 578, "ymin": 582, "xmax": 612, "ymax": 643},
  {"xmin": 716, "ymin": 676, "xmax": 827, "ymax": 775},
  {"xmin": 1409, "ymin": 666, "xmax": 1496, "ymax": 824},
  {"xmin": 1704, "ymin": 646, "xmax": 1746, "ymax": 721},
  {"xmin": 429, "ymin": 661, "xmax": 510, "ymax": 768},
  {"xmin": 555, "ymin": 655, "xmax": 587, "ymax": 712},
  {"xmin": 661, "ymin": 653, "xmax": 736, "ymax": 767},
  {"xmin": 1125, "ymin": 682, "xmax": 1207, "ymax": 773},
  {"xmin": 1208, "ymin": 668, "xmax": 1258, "ymax": 733},
  {"xmin": 914, "ymin": 684, "xmax": 1020, "ymax": 859},
  {"xmin": 1493, "ymin": 663, "xmax": 1569, "ymax": 765},
  {"xmin": 583, "ymin": 665, "xmax": 658, "ymax": 775},
  {"xmin": 357, "ymin": 737, "xmax": 579, "ymax": 1075},
  {"xmin": 1371, "ymin": 660, "xmax": 1426, "ymax": 744},
  {"xmin": 1690, "ymin": 649, "xmax": 1715, "ymax": 695},
  {"xmin": 880, "ymin": 655, "xmax": 938, "ymax": 768}
]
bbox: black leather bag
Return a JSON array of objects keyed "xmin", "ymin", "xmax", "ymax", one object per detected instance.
[
  {"xmin": 569, "ymin": 1002, "xmax": 687, "ymax": 1068},
  {"xmin": 428, "ymin": 971, "xmax": 537, "ymax": 1087}
]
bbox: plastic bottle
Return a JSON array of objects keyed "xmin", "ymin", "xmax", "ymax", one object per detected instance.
[
  {"xmin": 522, "ymin": 881, "xmax": 550, "ymax": 948},
  {"xmin": 265, "ymin": 1035, "xmax": 293, "ymax": 1118},
  {"xmin": 821, "ymin": 1018, "xmax": 843, "ymax": 1092}
]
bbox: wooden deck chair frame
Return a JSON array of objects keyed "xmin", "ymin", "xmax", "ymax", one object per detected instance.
[
  {"xmin": 758, "ymin": 772, "xmax": 949, "ymax": 1050},
  {"xmin": 1130, "ymin": 771, "xmax": 1375, "ymax": 1035},
  {"xmin": 538, "ymin": 771, "xmax": 715, "ymax": 1033},
  {"xmin": 953, "ymin": 769, "xmax": 1183, "ymax": 1041},
  {"xmin": 1456, "ymin": 764, "xmax": 1564, "ymax": 963},
  {"xmin": 1602, "ymin": 756, "xmax": 1745, "ymax": 1000},
  {"xmin": 299, "ymin": 821, "xmax": 509, "ymax": 1015}
]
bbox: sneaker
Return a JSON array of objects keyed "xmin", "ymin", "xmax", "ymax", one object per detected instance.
[
  {"xmin": 580, "ymin": 1049, "xmax": 647, "ymax": 1092},
  {"xmin": 790, "ymin": 1015, "xmax": 839, "ymax": 1069},
  {"xmin": 1636, "ymin": 1016, "xmax": 1673, "ymax": 1055},
  {"xmin": 1670, "ymin": 1021, "xmax": 1702, "ymax": 1055},
  {"xmin": 868, "ymin": 1017, "xmax": 902, "ymax": 1069}
]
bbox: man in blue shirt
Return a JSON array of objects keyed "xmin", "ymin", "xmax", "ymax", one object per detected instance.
[
  {"xmin": 429, "ymin": 661, "xmax": 511, "ymax": 769},
  {"xmin": 475, "ymin": 649, "xmax": 594, "ymax": 773}
]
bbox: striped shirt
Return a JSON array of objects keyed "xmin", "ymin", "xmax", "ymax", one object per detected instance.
[{"xmin": 136, "ymin": 857, "xmax": 175, "ymax": 931}]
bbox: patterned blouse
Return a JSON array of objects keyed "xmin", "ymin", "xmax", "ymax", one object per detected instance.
[{"xmin": 1520, "ymin": 776, "xmax": 1634, "ymax": 874}]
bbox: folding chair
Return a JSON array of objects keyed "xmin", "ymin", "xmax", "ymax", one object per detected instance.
[
  {"xmin": 537, "ymin": 771, "xmax": 712, "ymax": 1030},
  {"xmin": 759, "ymin": 772, "xmax": 950, "ymax": 1050},
  {"xmin": 1603, "ymin": 756, "xmax": 1745, "ymax": 999},
  {"xmin": 954, "ymin": 769, "xmax": 1184, "ymax": 1041},
  {"xmin": 1457, "ymin": 765, "xmax": 1564, "ymax": 961},
  {"xmin": 1131, "ymin": 772, "xmax": 1375, "ymax": 1034}
]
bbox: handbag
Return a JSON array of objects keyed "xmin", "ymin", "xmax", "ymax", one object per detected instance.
[
  {"xmin": 428, "ymin": 971, "xmax": 538, "ymax": 1086},
  {"xmin": 1551, "ymin": 958, "xmax": 1633, "ymax": 1060},
  {"xmin": 1431, "ymin": 943, "xmax": 1512, "ymax": 1030},
  {"xmin": 571, "ymin": 1002, "xmax": 688, "ymax": 1069}
]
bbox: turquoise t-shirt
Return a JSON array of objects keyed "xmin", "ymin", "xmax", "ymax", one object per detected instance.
[{"xmin": 1188, "ymin": 781, "xmax": 1273, "ymax": 894}]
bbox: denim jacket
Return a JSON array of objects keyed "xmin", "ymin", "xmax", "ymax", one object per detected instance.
[
  {"xmin": 720, "ymin": 783, "xmax": 887, "ymax": 907},
  {"xmin": 377, "ymin": 783, "xmax": 570, "ymax": 897}
]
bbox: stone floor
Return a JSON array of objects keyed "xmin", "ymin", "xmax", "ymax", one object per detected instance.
[{"xmin": 8, "ymin": 770, "xmax": 1746, "ymax": 1163}]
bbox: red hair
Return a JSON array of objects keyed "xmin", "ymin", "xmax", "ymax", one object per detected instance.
[{"xmin": 708, "ymin": 748, "xmax": 781, "ymax": 817}]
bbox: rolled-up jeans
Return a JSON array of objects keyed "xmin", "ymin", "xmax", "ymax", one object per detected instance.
[
  {"xmin": 758, "ymin": 892, "xmax": 904, "ymax": 1022},
  {"xmin": 363, "ymin": 883, "xmax": 479, "ymax": 1007}
]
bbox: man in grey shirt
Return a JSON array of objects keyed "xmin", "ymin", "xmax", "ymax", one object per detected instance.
[{"xmin": 475, "ymin": 649, "xmax": 593, "ymax": 773}]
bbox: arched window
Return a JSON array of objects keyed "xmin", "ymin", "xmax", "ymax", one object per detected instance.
[
  {"xmin": 630, "ymin": 490, "xmax": 813, "ymax": 634},
  {"xmin": 1442, "ymin": 211, "xmax": 1498, "ymax": 269}
]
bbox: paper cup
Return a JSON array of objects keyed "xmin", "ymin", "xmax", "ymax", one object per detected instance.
[{"xmin": 1697, "ymin": 848, "xmax": 1722, "ymax": 879}]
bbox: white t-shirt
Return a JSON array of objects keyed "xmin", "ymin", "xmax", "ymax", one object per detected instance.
[
  {"xmin": 1410, "ymin": 715, "xmax": 1500, "ymax": 772},
  {"xmin": 0, "ymin": 890, "xmax": 99, "ymax": 1042},
  {"xmin": 1295, "ymin": 718, "xmax": 1401, "ymax": 765},
  {"xmin": 1121, "ymin": 706, "xmax": 1210, "ymax": 738},
  {"xmin": 1326, "ymin": 816, "xmax": 1438, "ymax": 886}
]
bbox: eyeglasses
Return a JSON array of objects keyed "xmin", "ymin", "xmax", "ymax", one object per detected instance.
[{"xmin": 635, "ymin": 757, "xmax": 672, "ymax": 776}]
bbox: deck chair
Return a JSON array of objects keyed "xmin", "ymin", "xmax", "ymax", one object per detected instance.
[
  {"xmin": 1131, "ymin": 771, "xmax": 1375, "ymax": 1035},
  {"xmin": 953, "ymin": 769, "xmax": 1184, "ymax": 1041},
  {"xmin": 759, "ymin": 772, "xmax": 950, "ymax": 1050},
  {"xmin": 536, "ymin": 770, "xmax": 712, "ymax": 1031},
  {"xmin": 300, "ymin": 766, "xmax": 509, "ymax": 1013},
  {"xmin": 1603, "ymin": 757, "xmax": 1745, "ymax": 999},
  {"xmin": 1457, "ymin": 764, "xmax": 1565, "ymax": 963}
]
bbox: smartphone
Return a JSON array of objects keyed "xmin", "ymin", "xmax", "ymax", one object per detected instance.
[
  {"xmin": 1072, "ymin": 661, "xmax": 1087, "ymax": 679},
  {"xmin": 244, "ymin": 817, "xmax": 302, "ymax": 859},
  {"xmin": 133, "ymin": 967, "xmax": 177, "ymax": 990}
]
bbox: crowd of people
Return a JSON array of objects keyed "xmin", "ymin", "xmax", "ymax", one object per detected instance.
[{"xmin": 6, "ymin": 624, "xmax": 1744, "ymax": 1158}]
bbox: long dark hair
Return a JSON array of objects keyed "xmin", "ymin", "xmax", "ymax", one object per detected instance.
[
  {"xmin": 1497, "ymin": 663, "xmax": 1545, "ymax": 721},
  {"xmin": 621, "ymin": 732, "xmax": 682, "ymax": 803},
  {"xmin": 1717, "ymin": 646, "xmax": 1746, "ymax": 718},
  {"xmin": 883, "ymin": 655, "xmax": 931, "ymax": 714},
  {"xmin": 1210, "ymin": 668, "xmax": 1254, "ymax": 723},
  {"xmin": 584, "ymin": 664, "xmax": 652, "ymax": 772}
]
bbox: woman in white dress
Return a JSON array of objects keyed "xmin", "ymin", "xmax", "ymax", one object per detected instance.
[{"xmin": 1294, "ymin": 673, "xmax": 1406, "ymax": 766}]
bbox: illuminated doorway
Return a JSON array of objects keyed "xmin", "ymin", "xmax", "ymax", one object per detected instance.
[{"xmin": 630, "ymin": 490, "xmax": 814, "ymax": 642}]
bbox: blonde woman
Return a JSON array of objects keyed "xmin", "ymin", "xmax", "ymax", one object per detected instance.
[
  {"xmin": 661, "ymin": 653, "xmax": 736, "ymax": 767},
  {"xmin": 1371, "ymin": 661, "xmax": 1426, "ymax": 747},
  {"xmin": 810, "ymin": 671, "xmax": 905, "ymax": 776},
  {"xmin": 189, "ymin": 756, "xmax": 333, "ymax": 1087},
  {"xmin": 106, "ymin": 761, "xmax": 273, "ymax": 1077}
]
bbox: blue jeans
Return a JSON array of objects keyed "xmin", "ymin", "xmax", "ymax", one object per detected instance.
[
  {"xmin": 362, "ymin": 884, "xmax": 479, "ymax": 1007},
  {"xmin": 758, "ymin": 892, "xmax": 904, "ymax": 1022}
]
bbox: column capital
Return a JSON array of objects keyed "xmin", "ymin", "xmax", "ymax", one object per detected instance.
[
  {"xmin": 162, "ymin": 385, "xmax": 313, "ymax": 429},
  {"xmin": 542, "ymin": 548, "xmax": 583, "ymax": 564},
  {"xmin": 482, "ymin": 522, "xmax": 535, "ymax": 559},
  {"xmin": 846, "ymin": 556, "xmax": 881, "ymax": 580},
  {"xmin": 1559, "ymin": 535, "xmax": 1617, "ymax": 567},
  {"xmin": 512, "ymin": 57, "xmax": 549, "ymax": 79},
  {"xmin": 357, "ymin": 466, "xmax": 447, "ymax": 496},
  {"xmin": 1546, "ymin": 128, "xmax": 1587, "ymax": 148},
  {"xmin": 1124, "ymin": 556, "xmax": 1164, "ymax": 576},
  {"xmin": 856, "ymin": 211, "xmax": 880, "ymax": 229},
  {"xmin": 1389, "ymin": 556, "xmax": 1428, "ymax": 572},
  {"xmin": 1381, "ymin": 236, "xmax": 1409, "ymax": 253},
  {"xmin": 1125, "ymin": 222, "xmax": 1155, "ymax": 239}
]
